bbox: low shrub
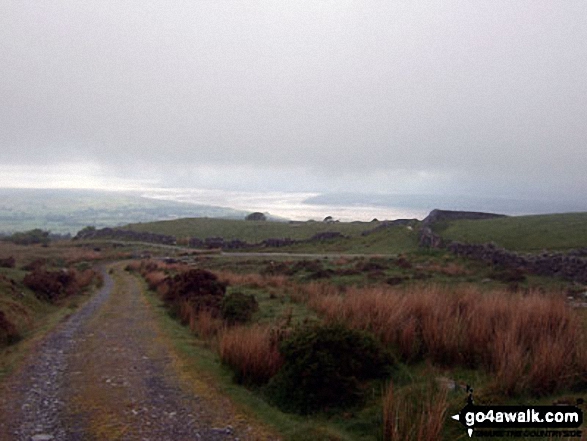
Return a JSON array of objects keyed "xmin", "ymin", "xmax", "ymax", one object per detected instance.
[
  {"xmin": 4, "ymin": 229, "xmax": 50, "ymax": 246},
  {"xmin": 221, "ymin": 292, "xmax": 259, "ymax": 325},
  {"xmin": 23, "ymin": 269, "xmax": 78, "ymax": 303},
  {"xmin": 0, "ymin": 256, "xmax": 16, "ymax": 268},
  {"xmin": 162, "ymin": 269, "xmax": 226, "ymax": 321},
  {"xmin": 124, "ymin": 261, "xmax": 142, "ymax": 272},
  {"xmin": 304, "ymin": 269, "xmax": 335, "ymax": 280},
  {"xmin": 22, "ymin": 267, "xmax": 98, "ymax": 303},
  {"xmin": 21, "ymin": 258, "xmax": 46, "ymax": 271},
  {"xmin": 490, "ymin": 267, "xmax": 527, "ymax": 283},
  {"xmin": 261, "ymin": 262, "xmax": 290, "ymax": 276},
  {"xmin": 266, "ymin": 323, "xmax": 394, "ymax": 414},
  {"xmin": 395, "ymin": 257, "xmax": 412, "ymax": 269},
  {"xmin": 355, "ymin": 258, "xmax": 387, "ymax": 272},
  {"xmin": 289, "ymin": 260, "xmax": 323, "ymax": 275}
]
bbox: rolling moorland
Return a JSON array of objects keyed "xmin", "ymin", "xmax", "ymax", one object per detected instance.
[
  {"xmin": 0, "ymin": 188, "xmax": 247, "ymax": 235},
  {"xmin": 1, "ymin": 209, "xmax": 587, "ymax": 440}
]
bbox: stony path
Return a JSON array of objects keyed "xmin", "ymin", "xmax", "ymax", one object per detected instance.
[{"xmin": 0, "ymin": 266, "xmax": 272, "ymax": 441}]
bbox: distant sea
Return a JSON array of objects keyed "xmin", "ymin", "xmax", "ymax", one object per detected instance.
[
  {"xmin": 138, "ymin": 188, "xmax": 587, "ymax": 222},
  {"xmin": 139, "ymin": 188, "xmax": 430, "ymax": 222}
]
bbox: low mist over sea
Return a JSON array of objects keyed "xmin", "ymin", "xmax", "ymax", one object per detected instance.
[
  {"xmin": 139, "ymin": 188, "xmax": 587, "ymax": 222},
  {"xmin": 139, "ymin": 188, "xmax": 429, "ymax": 222}
]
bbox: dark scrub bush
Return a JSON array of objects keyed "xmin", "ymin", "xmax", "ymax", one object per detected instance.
[
  {"xmin": 221, "ymin": 291, "xmax": 259, "ymax": 325},
  {"xmin": 162, "ymin": 269, "xmax": 226, "ymax": 319},
  {"xmin": 266, "ymin": 323, "xmax": 394, "ymax": 414}
]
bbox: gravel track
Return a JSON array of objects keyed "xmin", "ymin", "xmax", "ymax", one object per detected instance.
[
  {"xmin": 0, "ymin": 268, "xmax": 114, "ymax": 441},
  {"xmin": 0, "ymin": 266, "xmax": 267, "ymax": 441}
]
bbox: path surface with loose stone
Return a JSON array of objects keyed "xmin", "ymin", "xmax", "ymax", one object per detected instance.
[{"xmin": 0, "ymin": 265, "xmax": 273, "ymax": 441}]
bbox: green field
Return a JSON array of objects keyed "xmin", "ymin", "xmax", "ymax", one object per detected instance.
[
  {"xmin": 435, "ymin": 212, "xmax": 587, "ymax": 252},
  {"xmin": 121, "ymin": 211, "xmax": 587, "ymax": 254},
  {"xmin": 125, "ymin": 217, "xmax": 380, "ymax": 241}
]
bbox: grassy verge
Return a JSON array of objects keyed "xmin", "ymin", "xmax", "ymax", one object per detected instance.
[
  {"xmin": 0, "ymin": 241, "xmax": 106, "ymax": 381},
  {"xmin": 133, "ymin": 250, "xmax": 587, "ymax": 440},
  {"xmin": 138, "ymin": 269, "xmax": 379, "ymax": 440},
  {"xmin": 0, "ymin": 274, "xmax": 97, "ymax": 381}
]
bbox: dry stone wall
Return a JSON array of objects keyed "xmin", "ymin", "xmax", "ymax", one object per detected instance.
[{"xmin": 418, "ymin": 223, "xmax": 587, "ymax": 284}]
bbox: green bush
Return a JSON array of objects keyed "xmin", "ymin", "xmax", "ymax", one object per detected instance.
[
  {"xmin": 265, "ymin": 323, "xmax": 394, "ymax": 414},
  {"xmin": 221, "ymin": 291, "xmax": 259, "ymax": 324}
]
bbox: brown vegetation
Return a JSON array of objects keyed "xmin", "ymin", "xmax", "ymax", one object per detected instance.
[
  {"xmin": 382, "ymin": 381, "xmax": 448, "ymax": 441},
  {"xmin": 0, "ymin": 256, "xmax": 16, "ymax": 269},
  {"xmin": 133, "ymin": 261, "xmax": 228, "ymax": 329},
  {"xmin": 162, "ymin": 269, "xmax": 226, "ymax": 319},
  {"xmin": 303, "ymin": 283, "xmax": 585, "ymax": 396},
  {"xmin": 22, "ymin": 267, "xmax": 99, "ymax": 303},
  {"xmin": 218, "ymin": 324, "xmax": 283, "ymax": 385},
  {"xmin": 190, "ymin": 309, "xmax": 224, "ymax": 340}
]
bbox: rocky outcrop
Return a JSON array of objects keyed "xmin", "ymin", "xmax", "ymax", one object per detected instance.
[
  {"xmin": 422, "ymin": 209, "xmax": 506, "ymax": 225},
  {"xmin": 361, "ymin": 219, "xmax": 418, "ymax": 236}
]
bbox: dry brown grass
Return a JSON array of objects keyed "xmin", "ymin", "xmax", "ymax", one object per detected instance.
[
  {"xmin": 190, "ymin": 309, "xmax": 224, "ymax": 340},
  {"xmin": 218, "ymin": 324, "xmax": 283, "ymax": 385},
  {"xmin": 424, "ymin": 262, "xmax": 470, "ymax": 276},
  {"xmin": 71, "ymin": 268, "xmax": 99, "ymax": 290},
  {"xmin": 214, "ymin": 270, "xmax": 288, "ymax": 290},
  {"xmin": 143, "ymin": 271, "xmax": 167, "ymax": 291},
  {"xmin": 382, "ymin": 381, "xmax": 448, "ymax": 441},
  {"xmin": 303, "ymin": 283, "xmax": 586, "ymax": 396},
  {"xmin": 0, "ymin": 241, "xmax": 104, "ymax": 268}
]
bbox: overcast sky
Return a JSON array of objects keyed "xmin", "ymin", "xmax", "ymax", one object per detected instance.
[{"xmin": 1, "ymin": 1, "xmax": 586, "ymax": 201}]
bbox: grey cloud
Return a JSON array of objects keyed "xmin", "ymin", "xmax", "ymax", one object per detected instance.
[{"xmin": 1, "ymin": 1, "xmax": 586, "ymax": 199}]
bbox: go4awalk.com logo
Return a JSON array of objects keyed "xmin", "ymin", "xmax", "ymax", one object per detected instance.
[{"xmin": 451, "ymin": 392, "xmax": 583, "ymax": 438}]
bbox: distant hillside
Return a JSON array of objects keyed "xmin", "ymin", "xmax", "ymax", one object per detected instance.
[
  {"xmin": 122, "ymin": 217, "xmax": 375, "ymax": 242},
  {"xmin": 120, "ymin": 211, "xmax": 587, "ymax": 255},
  {"xmin": 116, "ymin": 217, "xmax": 420, "ymax": 254},
  {"xmin": 435, "ymin": 212, "xmax": 587, "ymax": 252},
  {"xmin": 0, "ymin": 188, "xmax": 246, "ymax": 235}
]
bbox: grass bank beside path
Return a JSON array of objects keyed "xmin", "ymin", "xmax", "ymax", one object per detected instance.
[
  {"xmin": 136, "ymin": 264, "xmax": 361, "ymax": 441},
  {"xmin": 0, "ymin": 268, "xmax": 100, "ymax": 383}
]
